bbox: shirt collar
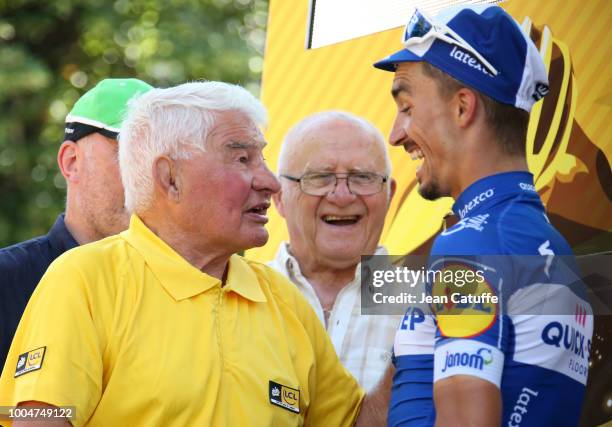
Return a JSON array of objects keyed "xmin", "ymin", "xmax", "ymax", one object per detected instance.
[
  {"xmin": 452, "ymin": 171, "xmax": 537, "ymax": 219},
  {"xmin": 46, "ymin": 213, "xmax": 79, "ymax": 253},
  {"xmin": 225, "ymin": 254, "xmax": 267, "ymax": 302},
  {"xmin": 122, "ymin": 215, "xmax": 266, "ymax": 302},
  {"xmin": 273, "ymin": 241, "xmax": 388, "ymax": 290}
]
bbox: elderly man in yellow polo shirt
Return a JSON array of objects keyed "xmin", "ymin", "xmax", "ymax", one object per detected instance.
[{"xmin": 0, "ymin": 82, "xmax": 368, "ymax": 426}]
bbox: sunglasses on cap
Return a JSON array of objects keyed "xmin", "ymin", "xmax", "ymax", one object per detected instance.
[{"xmin": 402, "ymin": 8, "xmax": 498, "ymax": 76}]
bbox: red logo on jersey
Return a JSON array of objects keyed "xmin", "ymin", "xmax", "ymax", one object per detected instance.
[{"xmin": 575, "ymin": 304, "xmax": 587, "ymax": 327}]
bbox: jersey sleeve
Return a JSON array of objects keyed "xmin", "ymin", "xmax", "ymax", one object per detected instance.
[
  {"xmin": 0, "ymin": 254, "xmax": 104, "ymax": 427},
  {"xmin": 428, "ymin": 255, "xmax": 510, "ymax": 388},
  {"xmin": 389, "ymin": 305, "xmax": 436, "ymax": 427}
]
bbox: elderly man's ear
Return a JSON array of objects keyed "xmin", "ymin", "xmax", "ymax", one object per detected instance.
[
  {"xmin": 153, "ymin": 156, "xmax": 180, "ymax": 202},
  {"xmin": 389, "ymin": 177, "xmax": 397, "ymax": 203},
  {"xmin": 272, "ymin": 189, "xmax": 286, "ymax": 219}
]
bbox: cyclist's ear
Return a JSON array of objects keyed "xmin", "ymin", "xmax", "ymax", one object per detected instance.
[{"xmin": 454, "ymin": 87, "xmax": 478, "ymax": 128}]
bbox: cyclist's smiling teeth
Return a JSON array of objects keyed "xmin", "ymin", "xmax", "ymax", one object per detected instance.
[
  {"xmin": 408, "ymin": 147, "xmax": 425, "ymax": 174},
  {"xmin": 410, "ymin": 148, "xmax": 424, "ymax": 161},
  {"xmin": 322, "ymin": 215, "xmax": 361, "ymax": 226}
]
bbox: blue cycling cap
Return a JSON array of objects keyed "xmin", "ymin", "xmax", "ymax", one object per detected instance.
[{"xmin": 374, "ymin": 5, "xmax": 549, "ymax": 112}]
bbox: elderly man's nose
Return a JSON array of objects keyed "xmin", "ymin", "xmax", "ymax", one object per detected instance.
[
  {"xmin": 326, "ymin": 177, "xmax": 356, "ymax": 204},
  {"xmin": 254, "ymin": 164, "xmax": 281, "ymax": 193}
]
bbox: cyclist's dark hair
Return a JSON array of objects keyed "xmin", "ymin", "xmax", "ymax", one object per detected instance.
[{"xmin": 421, "ymin": 62, "xmax": 529, "ymax": 157}]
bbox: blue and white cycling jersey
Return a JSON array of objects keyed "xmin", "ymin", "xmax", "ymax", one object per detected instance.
[{"xmin": 388, "ymin": 171, "xmax": 593, "ymax": 427}]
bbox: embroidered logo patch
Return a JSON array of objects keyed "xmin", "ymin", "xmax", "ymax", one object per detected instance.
[
  {"xmin": 269, "ymin": 380, "xmax": 300, "ymax": 413},
  {"xmin": 15, "ymin": 347, "xmax": 46, "ymax": 377}
]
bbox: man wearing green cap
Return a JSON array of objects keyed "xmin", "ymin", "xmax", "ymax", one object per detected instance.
[{"xmin": 0, "ymin": 78, "xmax": 152, "ymax": 370}]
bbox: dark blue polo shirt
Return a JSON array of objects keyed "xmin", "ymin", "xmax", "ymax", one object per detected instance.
[{"xmin": 0, "ymin": 214, "xmax": 78, "ymax": 370}]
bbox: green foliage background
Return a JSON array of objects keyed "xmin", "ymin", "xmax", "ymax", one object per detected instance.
[{"xmin": 0, "ymin": 0, "xmax": 268, "ymax": 246}]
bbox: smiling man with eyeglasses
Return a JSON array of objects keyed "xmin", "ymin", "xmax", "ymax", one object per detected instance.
[{"xmin": 269, "ymin": 111, "xmax": 401, "ymax": 394}]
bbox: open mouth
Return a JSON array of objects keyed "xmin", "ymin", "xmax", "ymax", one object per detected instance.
[
  {"xmin": 322, "ymin": 215, "xmax": 361, "ymax": 226},
  {"xmin": 247, "ymin": 204, "xmax": 269, "ymax": 215},
  {"xmin": 409, "ymin": 148, "xmax": 424, "ymax": 161},
  {"xmin": 245, "ymin": 202, "xmax": 270, "ymax": 221},
  {"xmin": 404, "ymin": 142, "xmax": 425, "ymax": 161},
  {"xmin": 404, "ymin": 142, "xmax": 425, "ymax": 176}
]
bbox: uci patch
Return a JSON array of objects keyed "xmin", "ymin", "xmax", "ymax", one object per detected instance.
[
  {"xmin": 14, "ymin": 347, "xmax": 46, "ymax": 377},
  {"xmin": 269, "ymin": 380, "xmax": 300, "ymax": 414}
]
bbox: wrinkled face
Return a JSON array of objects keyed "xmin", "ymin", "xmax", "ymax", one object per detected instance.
[
  {"xmin": 79, "ymin": 133, "xmax": 129, "ymax": 238},
  {"xmin": 388, "ymin": 62, "xmax": 457, "ymax": 200},
  {"xmin": 173, "ymin": 110, "xmax": 280, "ymax": 255},
  {"xmin": 276, "ymin": 119, "xmax": 394, "ymax": 269}
]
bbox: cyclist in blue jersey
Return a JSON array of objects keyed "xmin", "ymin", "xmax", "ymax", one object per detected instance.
[{"xmin": 373, "ymin": 4, "xmax": 593, "ymax": 427}]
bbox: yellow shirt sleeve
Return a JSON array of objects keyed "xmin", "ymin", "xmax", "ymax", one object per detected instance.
[{"xmin": 0, "ymin": 252, "xmax": 105, "ymax": 427}]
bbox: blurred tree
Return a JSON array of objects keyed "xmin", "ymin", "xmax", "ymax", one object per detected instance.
[{"xmin": 0, "ymin": 0, "xmax": 268, "ymax": 246}]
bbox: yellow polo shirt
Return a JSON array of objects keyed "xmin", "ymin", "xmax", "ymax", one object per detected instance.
[{"xmin": 0, "ymin": 215, "xmax": 364, "ymax": 426}]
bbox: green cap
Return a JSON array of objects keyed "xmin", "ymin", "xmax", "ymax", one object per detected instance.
[{"xmin": 64, "ymin": 78, "xmax": 153, "ymax": 140}]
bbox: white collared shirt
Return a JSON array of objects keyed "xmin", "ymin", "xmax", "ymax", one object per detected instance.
[{"xmin": 268, "ymin": 242, "xmax": 401, "ymax": 392}]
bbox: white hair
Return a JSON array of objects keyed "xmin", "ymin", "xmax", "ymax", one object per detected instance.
[
  {"xmin": 277, "ymin": 110, "xmax": 392, "ymax": 175},
  {"xmin": 119, "ymin": 81, "xmax": 267, "ymax": 214}
]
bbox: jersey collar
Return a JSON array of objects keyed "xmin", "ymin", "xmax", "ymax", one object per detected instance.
[
  {"xmin": 452, "ymin": 171, "xmax": 537, "ymax": 219},
  {"xmin": 122, "ymin": 215, "xmax": 266, "ymax": 302}
]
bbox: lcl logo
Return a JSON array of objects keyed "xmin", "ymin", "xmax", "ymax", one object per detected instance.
[{"xmin": 282, "ymin": 388, "xmax": 298, "ymax": 406}]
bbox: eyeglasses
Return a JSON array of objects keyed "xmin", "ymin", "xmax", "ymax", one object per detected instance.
[
  {"xmin": 402, "ymin": 8, "xmax": 498, "ymax": 76},
  {"xmin": 280, "ymin": 172, "xmax": 388, "ymax": 196}
]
